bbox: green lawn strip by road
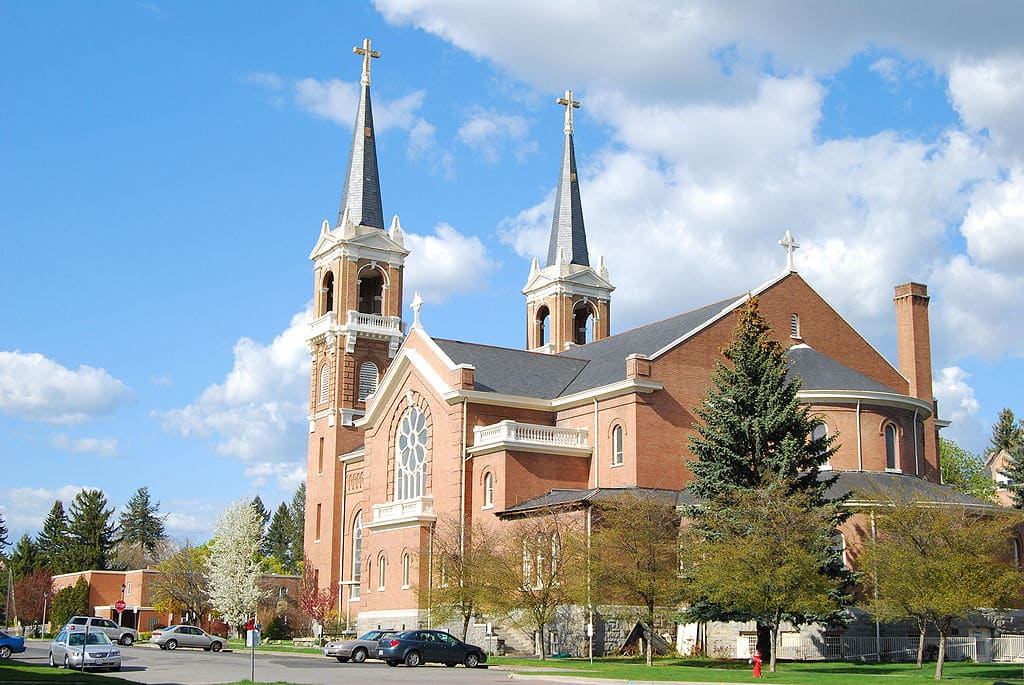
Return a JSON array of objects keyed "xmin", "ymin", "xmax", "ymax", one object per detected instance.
[
  {"xmin": 0, "ymin": 663, "xmax": 304, "ymax": 685},
  {"xmin": 492, "ymin": 656, "xmax": 1024, "ymax": 684},
  {"xmin": 224, "ymin": 640, "xmax": 322, "ymax": 655}
]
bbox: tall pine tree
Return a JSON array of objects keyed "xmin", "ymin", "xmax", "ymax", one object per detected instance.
[
  {"xmin": 119, "ymin": 486, "xmax": 167, "ymax": 553},
  {"xmin": 992, "ymin": 409, "xmax": 1024, "ymax": 508},
  {"xmin": 37, "ymin": 501, "xmax": 70, "ymax": 572},
  {"xmin": 0, "ymin": 512, "xmax": 9, "ymax": 552},
  {"xmin": 9, "ymin": 534, "xmax": 42, "ymax": 579},
  {"xmin": 67, "ymin": 489, "xmax": 119, "ymax": 571},
  {"xmin": 266, "ymin": 503, "xmax": 294, "ymax": 572},
  {"xmin": 990, "ymin": 408, "xmax": 1021, "ymax": 455},
  {"xmin": 251, "ymin": 495, "xmax": 271, "ymax": 557},
  {"xmin": 686, "ymin": 297, "xmax": 849, "ymax": 664},
  {"xmin": 288, "ymin": 483, "xmax": 305, "ymax": 568}
]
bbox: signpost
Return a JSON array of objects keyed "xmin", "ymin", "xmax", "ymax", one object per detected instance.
[{"xmin": 115, "ymin": 599, "xmax": 126, "ymax": 627}]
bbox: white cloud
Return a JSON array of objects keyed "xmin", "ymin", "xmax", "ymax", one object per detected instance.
[
  {"xmin": 243, "ymin": 71, "xmax": 284, "ymax": 91},
  {"xmin": 869, "ymin": 57, "xmax": 900, "ymax": 83},
  {"xmin": 933, "ymin": 365, "xmax": 986, "ymax": 452},
  {"xmin": 457, "ymin": 110, "xmax": 536, "ymax": 163},
  {"xmin": 243, "ymin": 462, "xmax": 307, "ymax": 493},
  {"xmin": 404, "ymin": 223, "xmax": 498, "ymax": 304},
  {"xmin": 0, "ymin": 351, "xmax": 132, "ymax": 424},
  {"xmin": 51, "ymin": 433, "xmax": 119, "ymax": 457},
  {"xmin": 948, "ymin": 56, "xmax": 1024, "ymax": 157},
  {"xmin": 959, "ymin": 168, "xmax": 1024, "ymax": 271},
  {"xmin": 162, "ymin": 497, "xmax": 227, "ymax": 541},
  {"xmin": 157, "ymin": 308, "xmax": 312, "ymax": 469},
  {"xmin": 0, "ymin": 485, "xmax": 94, "ymax": 537}
]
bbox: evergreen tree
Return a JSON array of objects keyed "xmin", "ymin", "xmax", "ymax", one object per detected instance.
[
  {"xmin": 251, "ymin": 495, "xmax": 271, "ymax": 557},
  {"xmin": 50, "ymin": 577, "xmax": 90, "ymax": 630},
  {"xmin": 9, "ymin": 534, "xmax": 42, "ymax": 579},
  {"xmin": 0, "ymin": 511, "xmax": 9, "ymax": 551},
  {"xmin": 288, "ymin": 483, "xmax": 305, "ymax": 568},
  {"xmin": 686, "ymin": 297, "xmax": 849, "ymax": 663},
  {"xmin": 36, "ymin": 501, "xmax": 69, "ymax": 573},
  {"xmin": 66, "ymin": 489, "xmax": 119, "ymax": 571},
  {"xmin": 990, "ymin": 407, "xmax": 1021, "ymax": 455},
  {"xmin": 266, "ymin": 503, "xmax": 294, "ymax": 571},
  {"xmin": 118, "ymin": 486, "xmax": 167, "ymax": 553}
]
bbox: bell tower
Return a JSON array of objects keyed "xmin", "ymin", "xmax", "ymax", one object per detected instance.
[
  {"xmin": 305, "ymin": 38, "xmax": 408, "ymax": 591},
  {"xmin": 524, "ymin": 90, "xmax": 614, "ymax": 353}
]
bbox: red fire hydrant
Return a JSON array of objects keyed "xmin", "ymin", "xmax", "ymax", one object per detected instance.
[{"xmin": 752, "ymin": 649, "xmax": 763, "ymax": 678}]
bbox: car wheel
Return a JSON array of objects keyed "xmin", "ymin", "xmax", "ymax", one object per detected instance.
[
  {"xmin": 351, "ymin": 647, "xmax": 367, "ymax": 663},
  {"xmin": 465, "ymin": 652, "xmax": 480, "ymax": 668},
  {"xmin": 120, "ymin": 634, "xmax": 134, "ymax": 646},
  {"xmin": 110, "ymin": 665, "xmax": 121, "ymax": 672},
  {"xmin": 386, "ymin": 659, "xmax": 400, "ymax": 666},
  {"xmin": 166, "ymin": 639, "xmax": 178, "ymax": 650},
  {"xmin": 63, "ymin": 654, "xmax": 70, "ymax": 669},
  {"xmin": 335, "ymin": 656, "xmax": 349, "ymax": 662},
  {"xmin": 159, "ymin": 644, "xmax": 167, "ymax": 650},
  {"xmin": 211, "ymin": 641, "xmax": 222, "ymax": 652},
  {"xmin": 404, "ymin": 650, "xmax": 422, "ymax": 667},
  {"xmin": 0, "ymin": 645, "xmax": 11, "ymax": 659},
  {"xmin": 445, "ymin": 662, "xmax": 457, "ymax": 667},
  {"xmin": 49, "ymin": 652, "xmax": 56, "ymax": 667}
]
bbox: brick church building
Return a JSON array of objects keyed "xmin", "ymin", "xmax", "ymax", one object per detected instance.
[{"xmin": 303, "ymin": 39, "xmax": 969, "ymax": 648}]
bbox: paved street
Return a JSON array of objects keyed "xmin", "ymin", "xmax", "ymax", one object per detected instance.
[{"xmin": 12, "ymin": 639, "xmax": 587, "ymax": 685}]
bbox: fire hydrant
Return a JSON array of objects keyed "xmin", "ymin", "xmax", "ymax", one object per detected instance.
[{"xmin": 752, "ymin": 649, "xmax": 763, "ymax": 678}]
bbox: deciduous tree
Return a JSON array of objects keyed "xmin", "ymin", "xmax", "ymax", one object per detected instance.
[
  {"xmin": 858, "ymin": 493, "xmax": 1024, "ymax": 680},
  {"xmin": 480, "ymin": 511, "xmax": 586, "ymax": 659},
  {"xmin": 151, "ymin": 542, "xmax": 211, "ymax": 625},
  {"xmin": 682, "ymin": 484, "xmax": 847, "ymax": 673},
  {"xmin": 418, "ymin": 516, "xmax": 494, "ymax": 640},
  {"xmin": 590, "ymin": 490, "xmax": 687, "ymax": 666},
  {"xmin": 299, "ymin": 557, "xmax": 337, "ymax": 645},
  {"xmin": 13, "ymin": 567, "xmax": 52, "ymax": 625},
  {"xmin": 939, "ymin": 438, "xmax": 996, "ymax": 501},
  {"xmin": 208, "ymin": 500, "xmax": 266, "ymax": 627}
]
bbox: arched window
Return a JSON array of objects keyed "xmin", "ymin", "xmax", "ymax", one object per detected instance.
[
  {"xmin": 483, "ymin": 472, "xmax": 494, "ymax": 508},
  {"xmin": 318, "ymin": 363, "xmax": 330, "ymax": 405},
  {"xmin": 884, "ymin": 423, "xmax": 899, "ymax": 471},
  {"xmin": 611, "ymin": 425, "xmax": 623, "ymax": 466},
  {"xmin": 358, "ymin": 362, "xmax": 379, "ymax": 402},
  {"xmin": 790, "ymin": 313, "xmax": 800, "ymax": 338},
  {"xmin": 573, "ymin": 302, "xmax": 594, "ymax": 345},
  {"xmin": 378, "ymin": 554, "xmax": 387, "ymax": 590},
  {"xmin": 321, "ymin": 272, "xmax": 335, "ymax": 317},
  {"xmin": 832, "ymin": 532, "xmax": 848, "ymax": 568},
  {"xmin": 402, "ymin": 553, "xmax": 411, "ymax": 588},
  {"xmin": 811, "ymin": 422, "xmax": 830, "ymax": 469},
  {"xmin": 536, "ymin": 305, "xmax": 550, "ymax": 347},
  {"xmin": 358, "ymin": 270, "xmax": 384, "ymax": 315},
  {"xmin": 396, "ymin": 406, "xmax": 428, "ymax": 500},
  {"xmin": 351, "ymin": 512, "xmax": 362, "ymax": 600}
]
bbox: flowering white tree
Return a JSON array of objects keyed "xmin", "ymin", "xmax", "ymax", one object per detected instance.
[{"xmin": 208, "ymin": 500, "xmax": 266, "ymax": 627}]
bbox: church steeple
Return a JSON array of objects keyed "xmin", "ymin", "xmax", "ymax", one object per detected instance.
[
  {"xmin": 336, "ymin": 38, "xmax": 385, "ymax": 230},
  {"xmin": 524, "ymin": 90, "xmax": 613, "ymax": 353},
  {"xmin": 546, "ymin": 90, "xmax": 589, "ymax": 267}
]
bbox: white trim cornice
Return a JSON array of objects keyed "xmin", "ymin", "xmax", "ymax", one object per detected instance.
[{"xmin": 797, "ymin": 389, "xmax": 933, "ymax": 418}]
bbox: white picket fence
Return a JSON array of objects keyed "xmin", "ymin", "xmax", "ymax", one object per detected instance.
[{"xmin": 738, "ymin": 634, "xmax": 1024, "ymax": 662}]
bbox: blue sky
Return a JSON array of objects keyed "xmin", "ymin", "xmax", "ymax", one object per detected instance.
[{"xmin": 3, "ymin": 1, "xmax": 1023, "ymax": 544}]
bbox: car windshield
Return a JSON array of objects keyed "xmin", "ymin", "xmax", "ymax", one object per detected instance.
[
  {"xmin": 68, "ymin": 633, "xmax": 112, "ymax": 646},
  {"xmin": 360, "ymin": 630, "xmax": 386, "ymax": 640}
]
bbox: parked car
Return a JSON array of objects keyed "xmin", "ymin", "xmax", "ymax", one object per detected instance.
[
  {"xmin": 377, "ymin": 629, "xmax": 487, "ymax": 668},
  {"xmin": 150, "ymin": 624, "xmax": 225, "ymax": 651},
  {"xmin": 48, "ymin": 630, "xmax": 121, "ymax": 671},
  {"xmin": 324, "ymin": 629, "xmax": 396, "ymax": 662},
  {"xmin": 64, "ymin": 616, "xmax": 139, "ymax": 646},
  {"xmin": 0, "ymin": 629, "xmax": 26, "ymax": 659}
]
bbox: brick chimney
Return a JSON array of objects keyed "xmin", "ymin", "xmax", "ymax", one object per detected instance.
[{"xmin": 893, "ymin": 282, "xmax": 933, "ymax": 401}]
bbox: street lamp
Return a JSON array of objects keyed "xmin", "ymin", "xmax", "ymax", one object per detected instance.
[{"xmin": 42, "ymin": 591, "xmax": 50, "ymax": 637}]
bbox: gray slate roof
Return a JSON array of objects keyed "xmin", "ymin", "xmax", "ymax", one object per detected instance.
[
  {"xmin": 500, "ymin": 487, "xmax": 682, "ymax": 516},
  {"xmin": 546, "ymin": 132, "xmax": 590, "ymax": 267},
  {"xmin": 432, "ymin": 339, "xmax": 587, "ymax": 399},
  {"xmin": 786, "ymin": 345, "xmax": 894, "ymax": 393},
  {"xmin": 336, "ymin": 83, "xmax": 385, "ymax": 230}
]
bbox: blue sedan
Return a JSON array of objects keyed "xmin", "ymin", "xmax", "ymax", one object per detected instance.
[
  {"xmin": 0, "ymin": 629, "xmax": 26, "ymax": 659},
  {"xmin": 377, "ymin": 629, "xmax": 487, "ymax": 668}
]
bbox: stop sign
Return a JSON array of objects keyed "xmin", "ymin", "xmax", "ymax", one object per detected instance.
[{"xmin": 114, "ymin": 600, "xmax": 126, "ymax": 611}]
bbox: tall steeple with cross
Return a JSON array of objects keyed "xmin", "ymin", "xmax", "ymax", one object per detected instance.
[
  {"xmin": 337, "ymin": 38, "xmax": 385, "ymax": 230},
  {"xmin": 524, "ymin": 89, "xmax": 614, "ymax": 353},
  {"xmin": 547, "ymin": 90, "xmax": 589, "ymax": 267}
]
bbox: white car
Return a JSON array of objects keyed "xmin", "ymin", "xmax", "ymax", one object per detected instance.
[
  {"xmin": 49, "ymin": 630, "xmax": 122, "ymax": 671},
  {"xmin": 150, "ymin": 624, "xmax": 226, "ymax": 651},
  {"xmin": 64, "ymin": 616, "xmax": 139, "ymax": 646}
]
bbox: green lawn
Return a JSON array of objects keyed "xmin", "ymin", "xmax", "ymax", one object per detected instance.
[
  {"xmin": 224, "ymin": 640, "xmax": 322, "ymax": 655},
  {"xmin": 492, "ymin": 656, "xmax": 1024, "ymax": 684}
]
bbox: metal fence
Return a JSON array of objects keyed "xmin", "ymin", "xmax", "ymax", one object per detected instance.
[{"xmin": 738, "ymin": 634, "xmax": 1024, "ymax": 662}]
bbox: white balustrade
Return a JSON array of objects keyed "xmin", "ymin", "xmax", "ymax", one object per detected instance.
[
  {"xmin": 345, "ymin": 310, "xmax": 403, "ymax": 335},
  {"xmin": 308, "ymin": 311, "xmax": 336, "ymax": 340},
  {"xmin": 372, "ymin": 496, "xmax": 434, "ymax": 524},
  {"xmin": 472, "ymin": 420, "xmax": 589, "ymax": 455}
]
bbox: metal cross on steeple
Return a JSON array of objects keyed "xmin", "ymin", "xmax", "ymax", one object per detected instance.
[
  {"xmin": 557, "ymin": 90, "xmax": 580, "ymax": 134},
  {"xmin": 779, "ymin": 230, "xmax": 800, "ymax": 272},
  {"xmin": 353, "ymin": 38, "xmax": 381, "ymax": 86}
]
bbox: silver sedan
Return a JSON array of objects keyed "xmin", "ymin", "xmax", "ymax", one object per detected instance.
[
  {"xmin": 324, "ymin": 629, "xmax": 396, "ymax": 663},
  {"xmin": 48, "ymin": 630, "xmax": 122, "ymax": 671},
  {"xmin": 150, "ymin": 625, "xmax": 226, "ymax": 651}
]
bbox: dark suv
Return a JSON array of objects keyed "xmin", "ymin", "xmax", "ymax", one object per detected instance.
[{"xmin": 377, "ymin": 629, "xmax": 487, "ymax": 668}]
